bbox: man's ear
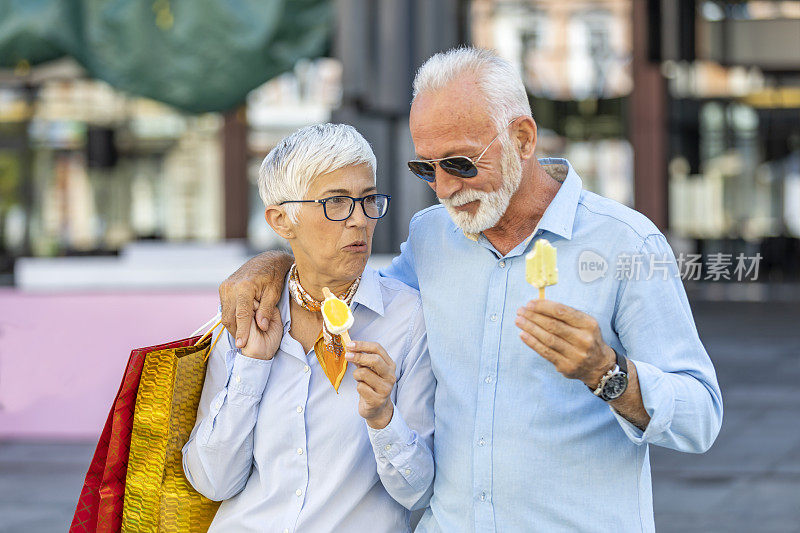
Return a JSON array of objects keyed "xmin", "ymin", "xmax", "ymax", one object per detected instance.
[
  {"xmin": 515, "ymin": 116, "xmax": 537, "ymax": 160},
  {"xmin": 265, "ymin": 206, "xmax": 295, "ymax": 239}
]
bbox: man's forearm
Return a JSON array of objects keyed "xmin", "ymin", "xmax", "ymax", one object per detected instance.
[
  {"xmin": 608, "ymin": 360, "xmax": 650, "ymax": 431},
  {"xmin": 240, "ymin": 250, "xmax": 294, "ymax": 282}
]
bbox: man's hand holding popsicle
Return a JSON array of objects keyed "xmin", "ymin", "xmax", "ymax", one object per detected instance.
[
  {"xmin": 516, "ymin": 239, "xmax": 619, "ymax": 390},
  {"xmin": 322, "ymin": 287, "xmax": 396, "ymax": 430}
]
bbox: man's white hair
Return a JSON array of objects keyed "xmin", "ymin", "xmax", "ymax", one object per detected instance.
[
  {"xmin": 412, "ymin": 46, "xmax": 531, "ymax": 130},
  {"xmin": 258, "ymin": 123, "xmax": 377, "ymax": 222}
]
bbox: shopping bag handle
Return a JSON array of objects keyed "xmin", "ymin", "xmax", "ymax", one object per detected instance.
[
  {"xmin": 191, "ymin": 310, "xmax": 224, "ymax": 363},
  {"xmin": 192, "ymin": 312, "xmax": 222, "ymax": 338},
  {"xmin": 194, "ymin": 319, "xmax": 222, "ymax": 346}
]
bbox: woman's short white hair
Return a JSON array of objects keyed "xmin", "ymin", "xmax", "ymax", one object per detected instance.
[
  {"xmin": 258, "ymin": 123, "xmax": 377, "ymax": 222},
  {"xmin": 412, "ymin": 46, "xmax": 531, "ymax": 130}
]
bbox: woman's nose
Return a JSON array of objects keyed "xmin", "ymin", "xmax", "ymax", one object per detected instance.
[{"xmin": 346, "ymin": 202, "xmax": 368, "ymax": 227}]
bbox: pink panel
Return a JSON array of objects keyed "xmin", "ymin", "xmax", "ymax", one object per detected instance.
[{"xmin": 0, "ymin": 289, "xmax": 220, "ymax": 440}]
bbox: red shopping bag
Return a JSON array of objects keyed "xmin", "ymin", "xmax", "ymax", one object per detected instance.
[{"xmin": 70, "ymin": 336, "xmax": 202, "ymax": 533}]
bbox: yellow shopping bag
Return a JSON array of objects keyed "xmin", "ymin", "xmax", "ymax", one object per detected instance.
[{"xmin": 122, "ymin": 321, "xmax": 223, "ymax": 532}]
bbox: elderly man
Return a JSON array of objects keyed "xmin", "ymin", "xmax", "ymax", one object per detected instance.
[{"xmin": 222, "ymin": 47, "xmax": 722, "ymax": 532}]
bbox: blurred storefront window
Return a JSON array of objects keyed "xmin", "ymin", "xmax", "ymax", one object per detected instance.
[
  {"xmin": 472, "ymin": 0, "xmax": 800, "ymax": 281},
  {"xmin": 0, "ymin": 57, "xmax": 342, "ymax": 280},
  {"xmin": 0, "ymin": 62, "xmax": 224, "ymax": 267},
  {"xmin": 471, "ymin": 0, "xmax": 634, "ymax": 207},
  {"xmin": 665, "ymin": 1, "xmax": 800, "ymax": 280}
]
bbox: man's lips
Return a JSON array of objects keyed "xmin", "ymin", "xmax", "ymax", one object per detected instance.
[{"xmin": 453, "ymin": 200, "xmax": 479, "ymax": 212}]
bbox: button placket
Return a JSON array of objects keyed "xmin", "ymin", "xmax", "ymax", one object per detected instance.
[
  {"xmin": 289, "ymin": 360, "xmax": 310, "ymax": 523},
  {"xmin": 471, "ymin": 262, "xmax": 505, "ymax": 532}
]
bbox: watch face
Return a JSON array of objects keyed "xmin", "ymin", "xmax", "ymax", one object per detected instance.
[{"xmin": 603, "ymin": 374, "xmax": 629, "ymax": 400}]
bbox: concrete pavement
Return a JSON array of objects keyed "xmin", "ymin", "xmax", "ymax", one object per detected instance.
[{"xmin": 1, "ymin": 300, "xmax": 798, "ymax": 532}]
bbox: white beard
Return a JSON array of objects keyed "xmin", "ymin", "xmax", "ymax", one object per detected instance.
[{"xmin": 440, "ymin": 139, "xmax": 523, "ymax": 235}]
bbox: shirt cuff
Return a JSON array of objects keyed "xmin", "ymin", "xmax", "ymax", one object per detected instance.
[
  {"xmin": 226, "ymin": 350, "xmax": 273, "ymax": 400},
  {"xmin": 610, "ymin": 359, "xmax": 676, "ymax": 445},
  {"xmin": 367, "ymin": 405, "xmax": 424, "ymax": 487}
]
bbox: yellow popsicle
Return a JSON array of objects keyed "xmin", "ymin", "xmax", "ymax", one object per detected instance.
[
  {"xmin": 321, "ymin": 287, "xmax": 354, "ymax": 344},
  {"xmin": 525, "ymin": 238, "xmax": 558, "ymax": 299}
]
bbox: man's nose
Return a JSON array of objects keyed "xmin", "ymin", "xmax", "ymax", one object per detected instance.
[{"xmin": 433, "ymin": 167, "xmax": 463, "ymax": 199}]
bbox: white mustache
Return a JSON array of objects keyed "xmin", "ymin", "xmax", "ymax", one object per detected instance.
[{"xmin": 441, "ymin": 188, "xmax": 489, "ymax": 208}]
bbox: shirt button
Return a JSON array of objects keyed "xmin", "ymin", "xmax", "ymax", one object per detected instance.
[
  {"xmin": 297, "ymin": 448, "xmax": 304, "ymax": 455},
  {"xmin": 296, "ymin": 405, "xmax": 304, "ymax": 413},
  {"xmin": 478, "ymin": 437, "xmax": 486, "ymax": 447},
  {"xmin": 235, "ymin": 374, "xmax": 241, "ymax": 384},
  {"xmin": 490, "ymin": 313, "xmax": 498, "ymax": 322},
  {"xmin": 283, "ymin": 529, "xmax": 289, "ymax": 533},
  {"xmin": 485, "ymin": 375, "xmax": 493, "ymax": 384},
  {"xmin": 405, "ymin": 469, "xmax": 412, "ymax": 475},
  {"xmin": 499, "ymin": 261, "xmax": 506, "ymax": 268},
  {"xmin": 480, "ymin": 491, "xmax": 487, "ymax": 502},
  {"xmin": 384, "ymin": 444, "xmax": 392, "ymax": 451},
  {"xmin": 214, "ymin": 400, "xmax": 222, "ymax": 410},
  {"xmin": 303, "ymin": 365, "xmax": 310, "ymax": 373},
  {"xmin": 295, "ymin": 489, "xmax": 302, "ymax": 497}
]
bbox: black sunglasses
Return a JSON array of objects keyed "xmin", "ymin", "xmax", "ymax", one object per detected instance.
[
  {"xmin": 407, "ymin": 118, "xmax": 521, "ymax": 182},
  {"xmin": 279, "ymin": 193, "xmax": 391, "ymax": 222}
]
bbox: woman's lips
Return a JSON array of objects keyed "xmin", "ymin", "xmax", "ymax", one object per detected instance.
[{"xmin": 343, "ymin": 241, "xmax": 368, "ymax": 253}]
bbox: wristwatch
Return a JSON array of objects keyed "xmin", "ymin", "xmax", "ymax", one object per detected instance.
[{"xmin": 590, "ymin": 350, "xmax": 628, "ymax": 401}]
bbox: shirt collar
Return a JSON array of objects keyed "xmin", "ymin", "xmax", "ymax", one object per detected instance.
[
  {"xmin": 454, "ymin": 157, "xmax": 582, "ymax": 242},
  {"xmin": 351, "ymin": 266, "xmax": 385, "ymax": 317},
  {"xmin": 278, "ymin": 275, "xmax": 293, "ymax": 331},
  {"xmin": 534, "ymin": 158, "xmax": 582, "ymax": 241},
  {"xmin": 278, "ymin": 265, "xmax": 385, "ymax": 324}
]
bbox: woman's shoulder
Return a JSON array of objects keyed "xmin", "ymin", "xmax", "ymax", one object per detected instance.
[{"xmin": 367, "ymin": 267, "xmax": 420, "ymax": 305}]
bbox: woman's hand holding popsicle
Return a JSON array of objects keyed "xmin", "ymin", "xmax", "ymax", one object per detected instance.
[{"xmin": 345, "ymin": 341, "xmax": 396, "ymax": 429}]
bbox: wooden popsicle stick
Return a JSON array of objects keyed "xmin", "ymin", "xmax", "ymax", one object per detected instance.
[
  {"xmin": 341, "ymin": 330, "xmax": 351, "ymax": 346},
  {"xmin": 322, "ymin": 287, "xmax": 334, "ymax": 299},
  {"xmin": 539, "ymin": 287, "xmax": 545, "ymax": 300}
]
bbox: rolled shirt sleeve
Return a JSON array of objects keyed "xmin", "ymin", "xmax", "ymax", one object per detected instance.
[
  {"xmin": 611, "ymin": 233, "xmax": 723, "ymax": 453},
  {"xmin": 182, "ymin": 330, "xmax": 273, "ymax": 501}
]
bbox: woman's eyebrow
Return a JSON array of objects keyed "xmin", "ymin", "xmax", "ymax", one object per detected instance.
[{"xmin": 321, "ymin": 186, "xmax": 378, "ymax": 196}]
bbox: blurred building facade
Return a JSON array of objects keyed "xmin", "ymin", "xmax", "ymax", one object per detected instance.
[
  {"xmin": 0, "ymin": 57, "xmax": 342, "ymax": 280},
  {"xmin": 1, "ymin": 0, "xmax": 799, "ymax": 284},
  {"xmin": 472, "ymin": 0, "xmax": 800, "ymax": 281}
]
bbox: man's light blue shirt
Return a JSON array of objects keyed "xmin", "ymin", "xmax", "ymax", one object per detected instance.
[
  {"xmin": 182, "ymin": 266, "xmax": 435, "ymax": 533},
  {"xmin": 381, "ymin": 158, "xmax": 723, "ymax": 532}
]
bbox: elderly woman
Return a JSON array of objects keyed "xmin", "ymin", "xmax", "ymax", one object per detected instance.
[{"xmin": 182, "ymin": 124, "xmax": 434, "ymax": 532}]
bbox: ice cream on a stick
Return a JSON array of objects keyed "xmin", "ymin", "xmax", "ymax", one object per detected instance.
[
  {"xmin": 525, "ymin": 238, "xmax": 558, "ymax": 299},
  {"xmin": 321, "ymin": 287, "xmax": 355, "ymax": 345}
]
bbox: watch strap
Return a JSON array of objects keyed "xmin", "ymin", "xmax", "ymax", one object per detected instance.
[
  {"xmin": 616, "ymin": 350, "xmax": 628, "ymax": 374},
  {"xmin": 590, "ymin": 349, "xmax": 628, "ymax": 398}
]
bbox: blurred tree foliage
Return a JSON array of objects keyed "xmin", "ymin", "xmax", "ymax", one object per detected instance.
[{"xmin": 0, "ymin": 0, "xmax": 331, "ymax": 112}]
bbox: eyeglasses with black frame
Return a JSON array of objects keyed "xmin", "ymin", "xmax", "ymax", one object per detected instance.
[
  {"xmin": 407, "ymin": 117, "xmax": 523, "ymax": 182},
  {"xmin": 278, "ymin": 193, "xmax": 391, "ymax": 222}
]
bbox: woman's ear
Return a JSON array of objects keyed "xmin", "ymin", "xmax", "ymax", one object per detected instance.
[
  {"xmin": 515, "ymin": 116, "xmax": 537, "ymax": 160},
  {"xmin": 265, "ymin": 206, "xmax": 295, "ymax": 239}
]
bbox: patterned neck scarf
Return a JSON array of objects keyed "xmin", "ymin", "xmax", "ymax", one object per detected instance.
[{"xmin": 287, "ymin": 264, "xmax": 361, "ymax": 391}]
